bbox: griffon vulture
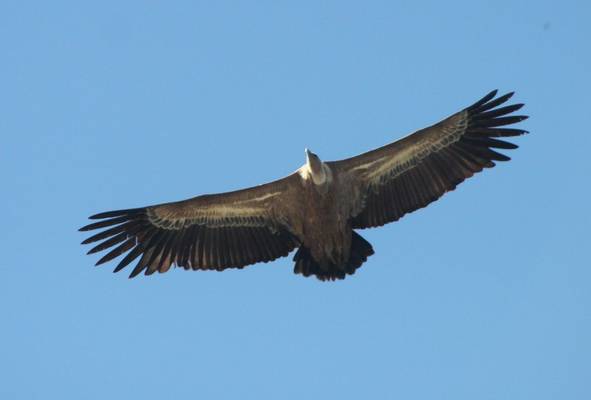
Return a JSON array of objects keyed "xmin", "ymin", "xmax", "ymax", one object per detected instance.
[{"xmin": 80, "ymin": 90, "xmax": 528, "ymax": 281}]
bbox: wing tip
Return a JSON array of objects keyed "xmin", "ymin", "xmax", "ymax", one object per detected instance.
[
  {"xmin": 502, "ymin": 90, "xmax": 515, "ymax": 99},
  {"xmin": 128, "ymin": 266, "xmax": 145, "ymax": 278},
  {"xmin": 469, "ymin": 89, "xmax": 522, "ymax": 114},
  {"xmin": 88, "ymin": 208, "xmax": 143, "ymax": 220},
  {"xmin": 127, "ymin": 270, "xmax": 139, "ymax": 278},
  {"xmin": 79, "ymin": 222, "xmax": 102, "ymax": 232},
  {"xmin": 487, "ymin": 89, "xmax": 499, "ymax": 98}
]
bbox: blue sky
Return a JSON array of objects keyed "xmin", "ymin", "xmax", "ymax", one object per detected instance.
[{"xmin": 2, "ymin": 1, "xmax": 590, "ymax": 399}]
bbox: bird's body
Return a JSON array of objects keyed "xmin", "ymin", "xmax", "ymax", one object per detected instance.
[
  {"xmin": 297, "ymin": 160, "xmax": 358, "ymax": 276},
  {"xmin": 80, "ymin": 90, "xmax": 528, "ymax": 281}
]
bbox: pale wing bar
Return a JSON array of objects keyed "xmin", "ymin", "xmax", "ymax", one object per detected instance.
[
  {"xmin": 80, "ymin": 192, "xmax": 300, "ymax": 278},
  {"xmin": 351, "ymin": 90, "xmax": 528, "ymax": 228}
]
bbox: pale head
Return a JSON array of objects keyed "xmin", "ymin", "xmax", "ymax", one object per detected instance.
[
  {"xmin": 305, "ymin": 148, "xmax": 322, "ymax": 174},
  {"xmin": 302, "ymin": 148, "xmax": 331, "ymax": 186}
]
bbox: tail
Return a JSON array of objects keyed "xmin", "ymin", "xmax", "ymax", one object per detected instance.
[{"xmin": 293, "ymin": 231, "xmax": 375, "ymax": 281}]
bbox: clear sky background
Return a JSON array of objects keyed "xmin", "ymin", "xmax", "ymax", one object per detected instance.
[{"xmin": 2, "ymin": 1, "xmax": 590, "ymax": 399}]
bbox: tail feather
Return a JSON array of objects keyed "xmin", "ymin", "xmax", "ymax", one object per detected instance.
[{"xmin": 293, "ymin": 231, "xmax": 374, "ymax": 281}]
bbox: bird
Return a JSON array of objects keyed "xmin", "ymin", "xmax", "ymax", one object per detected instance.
[{"xmin": 80, "ymin": 90, "xmax": 528, "ymax": 281}]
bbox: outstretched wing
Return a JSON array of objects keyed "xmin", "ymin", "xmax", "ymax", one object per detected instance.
[
  {"xmin": 80, "ymin": 174, "xmax": 302, "ymax": 277},
  {"xmin": 330, "ymin": 90, "xmax": 528, "ymax": 229}
]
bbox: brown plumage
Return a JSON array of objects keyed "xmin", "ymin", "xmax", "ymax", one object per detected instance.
[{"xmin": 80, "ymin": 90, "xmax": 528, "ymax": 281}]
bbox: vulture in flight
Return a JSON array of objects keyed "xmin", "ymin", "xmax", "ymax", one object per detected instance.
[{"xmin": 80, "ymin": 90, "xmax": 528, "ymax": 281}]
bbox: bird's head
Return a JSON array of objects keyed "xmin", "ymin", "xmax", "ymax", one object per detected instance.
[
  {"xmin": 305, "ymin": 148, "xmax": 322, "ymax": 173},
  {"xmin": 304, "ymin": 148, "xmax": 330, "ymax": 186}
]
